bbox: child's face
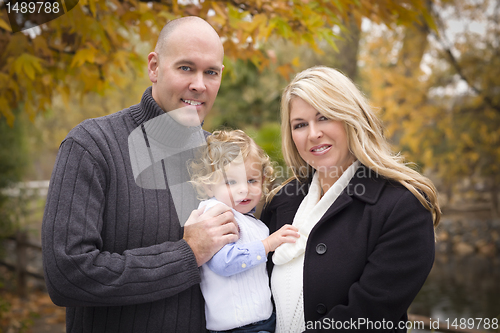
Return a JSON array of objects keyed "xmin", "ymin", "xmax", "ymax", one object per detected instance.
[{"xmin": 207, "ymin": 157, "xmax": 263, "ymax": 214}]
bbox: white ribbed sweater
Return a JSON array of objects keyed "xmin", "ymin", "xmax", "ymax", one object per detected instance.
[
  {"xmin": 271, "ymin": 161, "xmax": 360, "ymax": 333},
  {"xmin": 199, "ymin": 198, "xmax": 273, "ymax": 331}
]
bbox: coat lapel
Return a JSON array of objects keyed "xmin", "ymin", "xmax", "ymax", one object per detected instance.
[
  {"xmin": 273, "ymin": 165, "xmax": 388, "ymax": 230},
  {"xmin": 315, "ymin": 165, "xmax": 387, "ymax": 227},
  {"xmin": 316, "ymin": 193, "xmax": 353, "ymax": 226}
]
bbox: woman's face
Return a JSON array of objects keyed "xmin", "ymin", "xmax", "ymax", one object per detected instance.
[{"xmin": 289, "ymin": 97, "xmax": 355, "ymax": 181}]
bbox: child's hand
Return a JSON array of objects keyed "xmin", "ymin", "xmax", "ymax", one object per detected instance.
[{"xmin": 262, "ymin": 224, "xmax": 299, "ymax": 254}]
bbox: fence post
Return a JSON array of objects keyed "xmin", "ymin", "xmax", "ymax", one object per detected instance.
[{"xmin": 15, "ymin": 230, "xmax": 27, "ymax": 298}]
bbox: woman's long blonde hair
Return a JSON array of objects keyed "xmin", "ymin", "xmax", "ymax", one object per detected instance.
[{"xmin": 280, "ymin": 66, "xmax": 441, "ymax": 226}]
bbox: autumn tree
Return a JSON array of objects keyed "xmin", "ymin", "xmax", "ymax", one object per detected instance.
[
  {"xmin": 428, "ymin": 0, "xmax": 500, "ymax": 216},
  {"xmin": 361, "ymin": 0, "xmax": 500, "ymax": 216},
  {"xmin": 0, "ymin": 0, "xmax": 435, "ymax": 126}
]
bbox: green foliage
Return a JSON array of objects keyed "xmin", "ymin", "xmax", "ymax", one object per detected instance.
[
  {"xmin": 243, "ymin": 122, "xmax": 287, "ymax": 179},
  {"xmin": 207, "ymin": 59, "xmax": 286, "ymax": 131},
  {"xmin": 0, "ymin": 116, "xmax": 26, "ymax": 190},
  {"xmin": 0, "ymin": 112, "xmax": 28, "ymax": 241}
]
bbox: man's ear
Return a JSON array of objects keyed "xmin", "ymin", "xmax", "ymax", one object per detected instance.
[{"xmin": 147, "ymin": 52, "xmax": 159, "ymax": 83}]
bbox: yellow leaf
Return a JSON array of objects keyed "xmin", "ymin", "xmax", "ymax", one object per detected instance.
[
  {"xmin": 33, "ymin": 36, "xmax": 51, "ymax": 56},
  {"xmin": 0, "ymin": 18, "xmax": 12, "ymax": 32},
  {"xmin": 291, "ymin": 56, "xmax": 301, "ymax": 68},
  {"xmin": 71, "ymin": 47, "xmax": 97, "ymax": 67},
  {"xmin": 112, "ymin": 51, "xmax": 129, "ymax": 72},
  {"xmin": 13, "ymin": 54, "xmax": 44, "ymax": 80},
  {"xmin": 88, "ymin": 0, "xmax": 97, "ymax": 17},
  {"xmin": 249, "ymin": 13, "xmax": 267, "ymax": 35},
  {"xmin": 276, "ymin": 64, "xmax": 293, "ymax": 81},
  {"xmin": 211, "ymin": 1, "xmax": 227, "ymax": 18},
  {"xmin": 211, "ymin": 15, "xmax": 226, "ymax": 26},
  {"xmin": 24, "ymin": 63, "xmax": 35, "ymax": 80}
]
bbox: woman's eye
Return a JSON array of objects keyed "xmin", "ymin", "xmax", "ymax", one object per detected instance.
[
  {"xmin": 226, "ymin": 180, "xmax": 236, "ymax": 185},
  {"xmin": 293, "ymin": 123, "xmax": 306, "ymax": 130},
  {"xmin": 319, "ymin": 115, "xmax": 329, "ymax": 121},
  {"xmin": 248, "ymin": 179, "xmax": 257, "ymax": 184}
]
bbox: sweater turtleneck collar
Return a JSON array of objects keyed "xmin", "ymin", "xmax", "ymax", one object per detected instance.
[
  {"xmin": 130, "ymin": 86, "xmax": 164, "ymax": 126},
  {"xmin": 130, "ymin": 86, "xmax": 203, "ymax": 148}
]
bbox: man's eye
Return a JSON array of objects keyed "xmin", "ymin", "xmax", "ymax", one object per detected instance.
[
  {"xmin": 206, "ymin": 70, "xmax": 218, "ymax": 76},
  {"xmin": 180, "ymin": 66, "xmax": 191, "ymax": 71}
]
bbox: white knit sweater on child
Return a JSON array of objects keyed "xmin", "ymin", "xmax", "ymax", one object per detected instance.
[{"xmin": 199, "ymin": 198, "xmax": 273, "ymax": 331}]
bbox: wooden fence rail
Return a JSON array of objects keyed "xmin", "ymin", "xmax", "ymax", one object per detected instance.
[{"xmin": 0, "ymin": 231, "xmax": 44, "ymax": 298}]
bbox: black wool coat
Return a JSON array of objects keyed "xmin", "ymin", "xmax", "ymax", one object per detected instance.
[{"xmin": 260, "ymin": 165, "xmax": 435, "ymax": 333}]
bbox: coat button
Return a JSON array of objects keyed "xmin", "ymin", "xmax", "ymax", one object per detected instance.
[
  {"xmin": 316, "ymin": 303, "xmax": 327, "ymax": 315},
  {"xmin": 316, "ymin": 243, "xmax": 327, "ymax": 255}
]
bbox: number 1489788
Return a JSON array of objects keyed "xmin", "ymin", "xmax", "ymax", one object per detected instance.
[{"xmin": 6, "ymin": 1, "xmax": 60, "ymax": 14}]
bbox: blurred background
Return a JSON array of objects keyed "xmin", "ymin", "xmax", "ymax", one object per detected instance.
[{"xmin": 0, "ymin": 0, "xmax": 499, "ymax": 332}]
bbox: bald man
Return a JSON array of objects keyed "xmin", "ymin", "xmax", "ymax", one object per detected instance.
[{"xmin": 42, "ymin": 17, "xmax": 238, "ymax": 333}]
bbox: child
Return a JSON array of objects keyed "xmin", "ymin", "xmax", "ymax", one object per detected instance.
[{"xmin": 188, "ymin": 129, "xmax": 299, "ymax": 333}]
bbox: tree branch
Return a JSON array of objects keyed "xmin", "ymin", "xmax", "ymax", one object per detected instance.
[{"xmin": 429, "ymin": 3, "xmax": 500, "ymax": 114}]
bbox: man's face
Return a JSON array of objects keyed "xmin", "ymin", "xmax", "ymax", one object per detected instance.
[{"xmin": 148, "ymin": 23, "xmax": 224, "ymax": 125}]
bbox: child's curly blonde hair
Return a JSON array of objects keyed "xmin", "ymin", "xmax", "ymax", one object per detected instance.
[{"xmin": 189, "ymin": 129, "xmax": 275, "ymax": 200}]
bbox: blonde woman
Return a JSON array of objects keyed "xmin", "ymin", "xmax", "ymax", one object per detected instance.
[{"xmin": 260, "ymin": 66, "xmax": 440, "ymax": 333}]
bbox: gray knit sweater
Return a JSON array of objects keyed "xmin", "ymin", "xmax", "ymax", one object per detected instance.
[{"xmin": 42, "ymin": 87, "xmax": 207, "ymax": 332}]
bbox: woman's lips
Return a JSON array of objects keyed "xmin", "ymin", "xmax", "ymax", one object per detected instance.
[{"xmin": 310, "ymin": 144, "xmax": 332, "ymax": 155}]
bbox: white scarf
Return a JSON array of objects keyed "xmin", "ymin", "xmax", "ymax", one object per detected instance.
[
  {"xmin": 271, "ymin": 161, "xmax": 359, "ymax": 333},
  {"xmin": 273, "ymin": 160, "xmax": 360, "ymax": 266}
]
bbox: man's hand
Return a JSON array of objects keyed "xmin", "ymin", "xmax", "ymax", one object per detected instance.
[
  {"xmin": 262, "ymin": 224, "xmax": 299, "ymax": 255},
  {"xmin": 183, "ymin": 204, "xmax": 238, "ymax": 266}
]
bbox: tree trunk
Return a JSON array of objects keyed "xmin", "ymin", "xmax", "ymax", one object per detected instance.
[
  {"xmin": 398, "ymin": 14, "xmax": 430, "ymax": 78},
  {"xmin": 336, "ymin": 14, "xmax": 361, "ymax": 81},
  {"xmin": 15, "ymin": 230, "xmax": 27, "ymax": 298}
]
